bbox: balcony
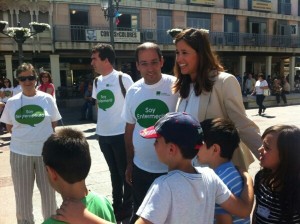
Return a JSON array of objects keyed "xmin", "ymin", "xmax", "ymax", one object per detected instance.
[
  {"xmin": 2, "ymin": 25, "xmax": 300, "ymax": 52},
  {"xmin": 52, "ymin": 26, "xmax": 300, "ymax": 49}
]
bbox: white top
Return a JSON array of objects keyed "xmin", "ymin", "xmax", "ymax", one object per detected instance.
[
  {"xmin": 92, "ymin": 70, "xmax": 133, "ymax": 136},
  {"xmin": 121, "ymin": 74, "xmax": 178, "ymax": 173},
  {"xmin": 137, "ymin": 166, "xmax": 231, "ymax": 224},
  {"xmin": 0, "ymin": 87, "xmax": 13, "ymax": 103},
  {"xmin": 0, "ymin": 91, "xmax": 62, "ymax": 156},
  {"xmin": 254, "ymin": 80, "xmax": 268, "ymax": 95},
  {"xmin": 176, "ymin": 83, "xmax": 200, "ymax": 121}
]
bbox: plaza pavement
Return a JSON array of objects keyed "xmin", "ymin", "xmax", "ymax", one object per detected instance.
[{"xmin": 1, "ymin": 104, "xmax": 300, "ymax": 224}]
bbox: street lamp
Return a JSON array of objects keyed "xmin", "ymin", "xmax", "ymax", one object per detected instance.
[
  {"xmin": 0, "ymin": 21, "xmax": 50, "ymax": 65},
  {"xmin": 100, "ymin": 0, "xmax": 120, "ymax": 49}
]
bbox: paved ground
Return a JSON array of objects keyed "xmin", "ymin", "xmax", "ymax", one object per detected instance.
[{"xmin": 1, "ymin": 104, "xmax": 300, "ymax": 224}]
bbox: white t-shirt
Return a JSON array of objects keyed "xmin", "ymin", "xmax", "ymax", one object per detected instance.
[
  {"xmin": 121, "ymin": 74, "xmax": 178, "ymax": 173},
  {"xmin": 1, "ymin": 87, "xmax": 13, "ymax": 103},
  {"xmin": 254, "ymin": 80, "xmax": 268, "ymax": 95},
  {"xmin": 0, "ymin": 91, "xmax": 61, "ymax": 156},
  {"xmin": 137, "ymin": 167, "xmax": 231, "ymax": 224},
  {"xmin": 176, "ymin": 83, "xmax": 200, "ymax": 121},
  {"xmin": 92, "ymin": 70, "xmax": 133, "ymax": 136}
]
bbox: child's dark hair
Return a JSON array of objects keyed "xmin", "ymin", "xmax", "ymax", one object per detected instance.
[
  {"xmin": 163, "ymin": 137, "xmax": 200, "ymax": 159},
  {"xmin": 260, "ymin": 125, "xmax": 300, "ymax": 221},
  {"xmin": 200, "ymin": 118, "xmax": 240, "ymax": 160},
  {"xmin": 42, "ymin": 128, "xmax": 91, "ymax": 184}
]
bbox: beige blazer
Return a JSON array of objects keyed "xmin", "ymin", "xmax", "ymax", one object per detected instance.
[{"xmin": 178, "ymin": 72, "xmax": 262, "ymax": 170}]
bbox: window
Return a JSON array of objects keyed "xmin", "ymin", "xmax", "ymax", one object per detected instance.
[
  {"xmin": 19, "ymin": 11, "xmax": 31, "ymax": 28},
  {"xmin": 187, "ymin": 12, "xmax": 211, "ymax": 30},
  {"xmin": 69, "ymin": 5, "xmax": 89, "ymax": 41},
  {"xmin": 157, "ymin": 10, "xmax": 172, "ymax": 44},
  {"xmin": 291, "ymin": 25, "xmax": 297, "ymax": 35},
  {"xmin": 278, "ymin": 0, "xmax": 291, "ymax": 15},
  {"xmin": 117, "ymin": 8, "xmax": 139, "ymax": 30},
  {"xmin": 117, "ymin": 14, "xmax": 138, "ymax": 30},
  {"xmin": 225, "ymin": 0, "xmax": 239, "ymax": 9}
]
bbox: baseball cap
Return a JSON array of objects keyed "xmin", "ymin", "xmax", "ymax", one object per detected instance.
[{"xmin": 140, "ymin": 112, "xmax": 203, "ymax": 149}]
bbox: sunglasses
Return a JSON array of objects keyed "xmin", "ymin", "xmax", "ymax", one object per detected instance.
[{"xmin": 18, "ymin": 76, "xmax": 36, "ymax": 82}]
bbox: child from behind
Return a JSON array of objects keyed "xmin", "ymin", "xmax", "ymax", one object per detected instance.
[
  {"xmin": 42, "ymin": 128, "xmax": 116, "ymax": 224},
  {"xmin": 197, "ymin": 118, "xmax": 251, "ymax": 224}
]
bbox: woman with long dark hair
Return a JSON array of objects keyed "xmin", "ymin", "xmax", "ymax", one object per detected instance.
[{"xmin": 172, "ymin": 28, "xmax": 261, "ymax": 170}]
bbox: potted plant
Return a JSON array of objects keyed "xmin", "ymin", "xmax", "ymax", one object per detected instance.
[
  {"xmin": 29, "ymin": 22, "xmax": 51, "ymax": 33},
  {"xmin": 167, "ymin": 28, "xmax": 183, "ymax": 38},
  {"xmin": 0, "ymin": 21, "xmax": 8, "ymax": 32},
  {"xmin": 6, "ymin": 27, "xmax": 31, "ymax": 39}
]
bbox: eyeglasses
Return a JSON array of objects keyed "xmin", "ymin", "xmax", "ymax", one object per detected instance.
[
  {"xmin": 42, "ymin": 76, "xmax": 49, "ymax": 78},
  {"xmin": 18, "ymin": 76, "xmax": 36, "ymax": 82}
]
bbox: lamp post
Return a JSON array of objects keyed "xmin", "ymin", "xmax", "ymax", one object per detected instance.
[
  {"xmin": 0, "ymin": 21, "xmax": 50, "ymax": 65},
  {"xmin": 100, "ymin": 0, "xmax": 120, "ymax": 49}
]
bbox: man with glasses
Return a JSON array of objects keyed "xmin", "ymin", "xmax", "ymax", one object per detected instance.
[{"xmin": 121, "ymin": 42, "xmax": 178, "ymax": 223}]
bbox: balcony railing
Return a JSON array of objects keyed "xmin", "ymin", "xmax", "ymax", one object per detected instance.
[{"xmin": 1, "ymin": 25, "xmax": 299, "ymax": 49}]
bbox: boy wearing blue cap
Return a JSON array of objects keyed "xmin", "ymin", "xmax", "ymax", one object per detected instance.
[
  {"xmin": 136, "ymin": 112, "xmax": 253, "ymax": 224},
  {"xmin": 49, "ymin": 113, "xmax": 253, "ymax": 224}
]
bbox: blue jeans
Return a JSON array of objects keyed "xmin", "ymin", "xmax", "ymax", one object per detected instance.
[
  {"xmin": 129, "ymin": 164, "xmax": 166, "ymax": 224},
  {"xmin": 81, "ymin": 101, "xmax": 93, "ymax": 120},
  {"xmin": 256, "ymin": 94, "xmax": 266, "ymax": 115},
  {"xmin": 98, "ymin": 134, "xmax": 132, "ymax": 212}
]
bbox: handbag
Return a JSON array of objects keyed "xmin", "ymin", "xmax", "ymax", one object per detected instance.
[{"xmin": 263, "ymin": 89, "xmax": 270, "ymax": 96}]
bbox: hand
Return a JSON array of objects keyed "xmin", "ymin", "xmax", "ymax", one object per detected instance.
[
  {"xmin": 125, "ymin": 164, "xmax": 133, "ymax": 186},
  {"xmin": 52, "ymin": 199, "xmax": 113, "ymax": 224},
  {"xmin": 52, "ymin": 199, "xmax": 87, "ymax": 224}
]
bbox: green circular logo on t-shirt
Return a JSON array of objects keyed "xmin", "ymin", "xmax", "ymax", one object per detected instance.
[
  {"xmin": 135, "ymin": 99, "xmax": 169, "ymax": 128},
  {"xmin": 15, "ymin": 105, "xmax": 45, "ymax": 127},
  {"xmin": 97, "ymin": 89, "xmax": 115, "ymax": 111}
]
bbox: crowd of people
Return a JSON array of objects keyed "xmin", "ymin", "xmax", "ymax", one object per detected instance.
[{"xmin": 0, "ymin": 27, "xmax": 300, "ymax": 224}]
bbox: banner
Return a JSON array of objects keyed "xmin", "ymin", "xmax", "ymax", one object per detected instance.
[
  {"xmin": 86, "ymin": 29, "xmax": 141, "ymax": 43},
  {"xmin": 252, "ymin": 0, "xmax": 272, "ymax": 11}
]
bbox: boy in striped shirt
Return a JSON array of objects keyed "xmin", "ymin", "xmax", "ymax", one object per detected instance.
[{"xmin": 197, "ymin": 118, "xmax": 251, "ymax": 224}]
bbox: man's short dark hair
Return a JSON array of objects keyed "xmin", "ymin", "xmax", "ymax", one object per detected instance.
[
  {"xmin": 42, "ymin": 128, "xmax": 91, "ymax": 184},
  {"xmin": 201, "ymin": 118, "xmax": 240, "ymax": 160},
  {"xmin": 135, "ymin": 42, "xmax": 163, "ymax": 63},
  {"xmin": 91, "ymin": 43, "xmax": 115, "ymax": 65}
]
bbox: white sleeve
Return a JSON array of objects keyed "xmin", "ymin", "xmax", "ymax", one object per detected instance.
[
  {"xmin": 136, "ymin": 178, "xmax": 171, "ymax": 223},
  {"xmin": 213, "ymin": 172, "xmax": 231, "ymax": 205},
  {"xmin": 121, "ymin": 88, "xmax": 136, "ymax": 124},
  {"xmin": 92, "ymin": 79, "xmax": 97, "ymax": 99},
  {"xmin": 49, "ymin": 97, "xmax": 62, "ymax": 122},
  {"xmin": 123, "ymin": 74, "xmax": 134, "ymax": 90}
]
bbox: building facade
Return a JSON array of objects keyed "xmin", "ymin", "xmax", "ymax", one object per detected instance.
[{"xmin": 1, "ymin": 0, "xmax": 300, "ymax": 95}]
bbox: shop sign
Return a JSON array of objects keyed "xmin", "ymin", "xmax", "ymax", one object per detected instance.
[
  {"xmin": 85, "ymin": 29, "xmax": 140, "ymax": 43},
  {"xmin": 252, "ymin": 0, "xmax": 272, "ymax": 11}
]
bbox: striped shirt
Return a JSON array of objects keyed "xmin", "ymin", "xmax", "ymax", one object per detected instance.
[
  {"xmin": 214, "ymin": 162, "xmax": 250, "ymax": 224},
  {"xmin": 254, "ymin": 170, "xmax": 300, "ymax": 224}
]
